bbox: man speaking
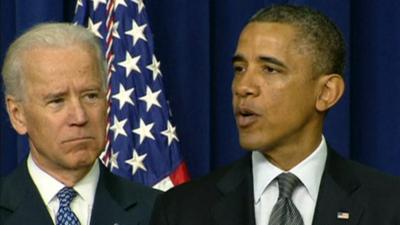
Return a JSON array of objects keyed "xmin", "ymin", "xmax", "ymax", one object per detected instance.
[{"xmin": 150, "ymin": 5, "xmax": 400, "ymax": 225}]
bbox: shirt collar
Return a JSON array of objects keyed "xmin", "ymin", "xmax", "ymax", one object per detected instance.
[
  {"xmin": 27, "ymin": 154, "xmax": 100, "ymax": 205},
  {"xmin": 73, "ymin": 160, "xmax": 99, "ymax": 204},
  {"xmin": 252, "ymin": 136, "xmax": 327, "ymax": 203}
]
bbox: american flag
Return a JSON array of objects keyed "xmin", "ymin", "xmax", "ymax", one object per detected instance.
[{"xmin": 74, "ymin": 0, "xmax": 190, "ymax": 191}]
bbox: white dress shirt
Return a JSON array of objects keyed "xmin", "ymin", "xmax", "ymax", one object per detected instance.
[
  {"xmin": 27, "ymin": 154, "xmax": 100, "ymax": 225},
  {"xmin": 252, "ymin": 136, "xmax": 327, "ymax": 225}
]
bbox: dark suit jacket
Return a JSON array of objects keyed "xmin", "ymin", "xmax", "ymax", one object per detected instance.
[
  {"xmin": 0, "ymin": 160, "xmax": 160, "ymax": 225},
  {"xmin": 150, "ymin": 149, "xmax": 400, "ymax": 225}
]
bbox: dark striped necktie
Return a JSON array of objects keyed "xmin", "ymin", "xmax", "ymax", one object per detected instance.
[{"xmin": 268, "ymin": 173, "xmax": 304, "ymax": 225}]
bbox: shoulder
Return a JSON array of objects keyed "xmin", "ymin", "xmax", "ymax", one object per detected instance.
[
  {"xmin": 326, "ymin": 148, "xmax": 400, "ymax": 191},
  {"xmin": 345, "ymin": 158, "xmax": 400, "ymax": 188},
  {"xmin": 157, "ymin": 155, "xmax": 251, "ymax": 206},
  {"xmin": 172, "ymin": 155, "xmax": 249, "ymax": 191},
  {"xmin": 149, "ymin": 156, "xmax": 252, "ymax": 225},
  {"xmin": 0, "ymin": 162, "xmax": 31, "ymax": 200},
  {"xmin": 100, "ymin": 166, "xmax": 161, "ymax": 205}
]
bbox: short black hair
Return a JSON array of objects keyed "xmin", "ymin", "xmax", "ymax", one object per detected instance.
[{"xmin": 249, "ymin": 5, "xmax": 346, "ymax": 76}]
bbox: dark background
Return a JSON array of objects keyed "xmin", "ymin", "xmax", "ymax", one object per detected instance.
[{"xmin": 1, "ymin": 0, "xmax": 400, "ymax": 179}]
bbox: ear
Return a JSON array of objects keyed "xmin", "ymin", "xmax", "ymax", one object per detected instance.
[
  {"xmin": 6, "ymin": 95, "xmax": 28, "ymax": 135},
  {"xmin": 315, "ymin": 74, "xmax": 345, "ymax": 112}
]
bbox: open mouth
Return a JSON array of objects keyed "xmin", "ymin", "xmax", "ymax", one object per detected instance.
[{"xmin": 236, "ymin": 108, "xmax": 258, "ymax": 127}]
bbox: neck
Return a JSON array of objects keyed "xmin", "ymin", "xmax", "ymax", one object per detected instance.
[
  {"xmin": 31, "ymin": 155, "xmax": 93, "ymax": 187},
  {"xmin": 47, "ymin": 167, "xmax": 91, "ymax": 187},
  {"xmin": 263, "ymin": 135, "xmax": 322, "ymax": 171},
  {"xmin": 261, "ymin": 120, "xmax": 323, "ymax": 171}
]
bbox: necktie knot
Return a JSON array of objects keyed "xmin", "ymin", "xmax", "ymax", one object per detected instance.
[
  {"xmin": 56, "ymin": 187, "xmax": 80, "ymax": 225},
  {"xmin": 277, "ymin": 173, "xmax": 301, "ymax": 199},
  {"xmin": 57, "ymin": 187, "xmax": 77, "ymax": 208}
]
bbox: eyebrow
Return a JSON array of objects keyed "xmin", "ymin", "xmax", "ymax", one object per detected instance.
[
  {"xmin": 232, "ymin": 55, "xmax": 245, "ymax": 64},
  {"xmin": 43, "ymin": 91, "xmax": 66, "ymax": 101},
  {"xmin": 258, "ymin": 56, "xmax": 288, "ymax": 69},
  {"xmin": 232, "ymin": 54, "xmax": 288, "ymax": 70}
]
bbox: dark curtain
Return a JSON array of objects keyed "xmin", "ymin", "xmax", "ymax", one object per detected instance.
[{"xmin": 1, "ymin": 0, "xmax": 400, "ymax": 179}]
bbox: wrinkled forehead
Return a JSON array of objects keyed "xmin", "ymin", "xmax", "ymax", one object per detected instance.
[
  {"xmin": 22, "ymin": 44, "xmax": 99, "ymax": 75},
  {"xmin": 20, "ymin": 45, "xmax": 102, "ymax": 88}
]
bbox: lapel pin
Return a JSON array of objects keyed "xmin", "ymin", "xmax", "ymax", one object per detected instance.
[{"xmin": 337, "ymin": 211, "xmax": 350, "ymax": 220}]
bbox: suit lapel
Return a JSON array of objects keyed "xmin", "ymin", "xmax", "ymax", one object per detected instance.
[
  {"xmin": 90, "ymin": 164, "xmax": 139, "ymax": 225},
  {"xmin": 0, "ymin": 162, "xmax": 53, "ymax": 225},
  {"xmin": 212, "ymin": 155, "xmax": 256, "ymax": 225},
  {"xmin": 312, "ymin": 149, "xmax": 364, "ymax": 225}
]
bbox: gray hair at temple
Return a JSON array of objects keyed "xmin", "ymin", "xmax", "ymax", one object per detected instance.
[
  {"xmin": 1, "ymin": 22, "xmax": 107, "ymax": 100},
  {"xmin": 249, "ymin": 5, "xmax": 346, "ymax": 76}
]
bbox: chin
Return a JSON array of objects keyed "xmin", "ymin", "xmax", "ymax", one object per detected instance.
[
  {"xmin": 238, "ymin": 132, "xmax": 264, "ymax": 150},
  {"xmin": 70, "ymin": 150, "xmax": 99, "ymax": 165},
  {"xmin": 68, "ymin": 158, "xmax": 97, "ymax": 171},
  {"xmin": 239, "ymin": 139, "xmax": 260, "ymax": 151}
]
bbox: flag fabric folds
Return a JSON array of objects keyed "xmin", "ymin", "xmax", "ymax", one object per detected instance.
[{"xmin": 74, "ymin": 0, "xmax": 189, "ymax": 191}]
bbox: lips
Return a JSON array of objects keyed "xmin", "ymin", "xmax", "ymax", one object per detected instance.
[
  {"xmin": 62, "ymin": 136, "xmax": 94, "ymax": 144},
  {"xmin": 235, "ymin": 106, "xmax": 259, "ymax": 128}
]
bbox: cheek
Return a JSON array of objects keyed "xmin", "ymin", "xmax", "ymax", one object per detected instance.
[
  {"xmin": 89, "ymin": 107, "xmax": 107, "ymax": 130},
  {"xmin": 259, "ymin": 85, "xmax": 285, "ymax": 110},
  {"xmin": 24, "ymin": 109, "xmax": 57, "ymax": 132}
]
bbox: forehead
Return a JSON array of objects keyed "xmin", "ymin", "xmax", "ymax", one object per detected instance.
[
  {"xmin": 237, "ymin": 22, "xmax": 313, "ymax": 60},
  {"xmin": 235, "ymin": 22, "xmax": 316, "ymax": 74},
  {"xmin": 236, "ymin": 22, "xmax": 299, "ymax": 53},
  {"xmin": 22, "ymin": 44, "xmax": 95, "ymax": 66},
  {"xmin": 22, "ymin": 45, "xmax": 100, "ymax": 82}
]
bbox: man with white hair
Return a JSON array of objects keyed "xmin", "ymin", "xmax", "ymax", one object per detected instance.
[{"xmin": 0, "ymin": 23, "xmax": 159, "ymax": 225}]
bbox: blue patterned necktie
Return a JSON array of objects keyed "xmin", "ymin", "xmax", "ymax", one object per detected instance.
[
  {"xmin": 268, "ymin": 173, "xmax": 304, "ymax": 225},
  {"xmin": 56, "ymin": 187, "xmax": 81, "ymax": 225}
]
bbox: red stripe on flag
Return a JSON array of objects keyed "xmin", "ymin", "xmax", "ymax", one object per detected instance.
[{"xmin": 169, "ymin": 162, "xmax": 190, "ymax": 185}]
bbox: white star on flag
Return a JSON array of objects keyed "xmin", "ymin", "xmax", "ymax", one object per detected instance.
[
  {"xmin": 125, "ymin": 20, "xmax": 147, "ymax": 46},
  {"xmin": 161, "ymin": 121, "xmax": 179, "ymax": 146},
  {"xmin": 74, "ymin": 0, "xmax": 190, "ymax": 188},
  {"xmin": 117, "ymin": 52, "xmax": 141, "ymax": 77},
  {"xmin": 91, "ymin": 0, "xmax": 106, "ymax": 11},
  {"xmin": 75, "ymin": 0, "xmax": 83, "ymax": 13},
  {"xmin": 112, "ymin": 21, "xmax": 121, "ymax": 39},
  {"xmin": 88, "ymin": 18, "xmax": 103, "ymax": 39},
  {"xmin": 110, "ymin": 149, "xmax": 120, "ymax": 171},
  {"xmin": 112, "ymin": 84, "xmax": 135, "ymax": 109},
  {"xmin": 132, "ymin": 0, "xmax": 145, "ymax": 14},
  {"xmin": 132, "ymin": 118, "xmax": 155, "ymax": 144},
  {"xmin": 146, "ymin": 55, "xmax": 162, "ymax": 81},
  {"xmin": 139, "ymin": 86, "xmax": 161, "ymax": 112},
  {"xmin": 110, "ymin": 116, "xmax": 128, "ymax": 140},
  {"xmin": 125, "ymin": 149, "xmax": 147, "ymax": 175},
  {"xmin": 114, "ymin": 0, "xmax": 128, "ymax": 9}
]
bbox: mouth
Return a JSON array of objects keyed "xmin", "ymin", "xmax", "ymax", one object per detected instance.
[
  {"xmin": 235, "ymin": 107, "xmax": 259, "ymax": 128},
  {"xmin": 61, "ymin": 137, "xmax": 94, "ymax": 144}
]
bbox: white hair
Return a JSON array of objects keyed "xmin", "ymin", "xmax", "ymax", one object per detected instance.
[{"xmin": 2, "ymin": 22, "xmax": 107, "ymax": 100}]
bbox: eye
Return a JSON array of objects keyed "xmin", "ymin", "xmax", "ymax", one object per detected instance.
[
  {"xmin": 87, "ymin": 93, "xmax": 99, "ymax": 99},
  {"xmin": 233, "ymin": 64, "xmax": 246, "ymax": 74},
  {"xmin": 83, "ymin": 91, "xmax": 105, "ymax": 104},
  {"xmin": 48, "ymin": 98, "xmax": 64, "ymax": 105},
  {"xmin": 83, "ymin": 92, "xmax": 99, "ymax": 102},
  {"xmin": 45, "ymin": 97, "xmax": 65, "ymax": 110},
  {"xmin": 262, "ymin": 65, "xmax": 280, "ymax": 74}
]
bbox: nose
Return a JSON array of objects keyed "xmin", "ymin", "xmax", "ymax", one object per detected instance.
[
  {"xmin": 232, "ymin": 71, "xmax": 260, "ymax": 98},
  {"xmin": 68, "ymin": 99, "xmax": 89, "ymax": 126}
]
